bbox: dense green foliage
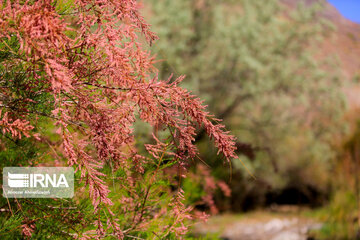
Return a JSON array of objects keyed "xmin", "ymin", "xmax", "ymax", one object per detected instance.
[{"xmin": 145, "ymin": 0, "xmax": 346, "ymax": 209}]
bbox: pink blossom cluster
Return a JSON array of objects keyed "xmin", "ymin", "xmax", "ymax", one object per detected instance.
[{"xmin": 0, "ymin": 110, "xmax": 35, "ymax": 139}]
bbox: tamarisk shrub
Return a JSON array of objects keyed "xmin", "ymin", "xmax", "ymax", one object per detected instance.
[
  {"xmin": 0, "ymin": 0, "xmax": 237, "ymax": 238},
  {"xmin": 183, "ymin": 164, "xmax": 232, "ymax": 215}
]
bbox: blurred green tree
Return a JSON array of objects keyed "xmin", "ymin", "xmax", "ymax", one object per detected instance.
[{"xmin": 145, "ymin": 0, "xmax": 346, "ymax": 209}]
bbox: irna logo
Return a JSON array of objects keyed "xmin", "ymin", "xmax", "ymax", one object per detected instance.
[
  {"xmin": 7, "ymin": 172, "xmax": 69, "ymax": 188},
  {"xmin": 3, "ymin": 167, "xmax": 74, "ymax": 198}
]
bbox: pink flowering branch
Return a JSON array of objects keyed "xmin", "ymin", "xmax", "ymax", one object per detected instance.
[
  {"xmin": 0, "ymin": 0, "xmax": 237, "ymax": 238},
  {"xmin": 0, "ymin": 110, "xmax": 35, "ymax": 140}
]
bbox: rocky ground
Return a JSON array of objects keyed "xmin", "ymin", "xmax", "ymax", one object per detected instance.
[{"xmin": 192, "ymin": 210, "xmax": 322, "ymax": 240}]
